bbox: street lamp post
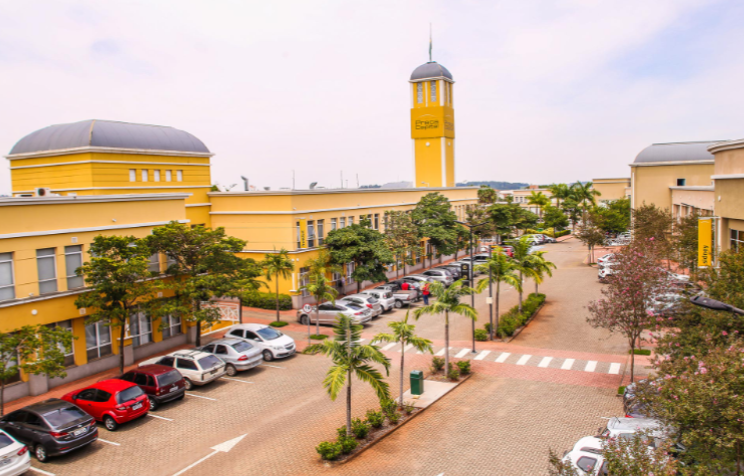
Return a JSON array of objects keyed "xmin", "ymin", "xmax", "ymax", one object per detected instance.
[
  {"xmin": 455, "ymin": 220, "xmax": 489, "ymax": 353},
  {"xmin": 690, "ymin": 295, "xmax": 744, "ymax": 315}
]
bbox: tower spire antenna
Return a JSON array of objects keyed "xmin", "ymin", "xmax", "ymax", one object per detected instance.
[{"xmin": 429, "ymin": 23, "xmax": 433, "ymax": 62}]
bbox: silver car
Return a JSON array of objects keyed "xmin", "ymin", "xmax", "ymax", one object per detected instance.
[
  {"xmin": 338, "ymin": 294, "xmax": 383, "ymax": 318},
  {"xmin": 420, "ymin": 269, "xmax": 454, "ymax": 286},
  {"xmin": 296, "ymin": 302, "xmax": 373, "ymax": 326},
  {"xmin": 199, "ymin": 338, "xmax": 263, "ymax": 376},
  {"xmin": 360, "ymin": 289, "xmax": 395, "ymax": 312}
]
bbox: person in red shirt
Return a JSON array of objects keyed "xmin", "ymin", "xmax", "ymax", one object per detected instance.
[
  {"xmin": 401, "ymin": 281, "xmax": 409, "ymax": 291},
  {"xmin": 422, "ymin": 282, "xmax": 430, "ymax": 305}
]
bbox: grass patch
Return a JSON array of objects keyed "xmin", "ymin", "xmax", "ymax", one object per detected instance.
[
  {"xmin": 309, "ymin": 334, "xmax": 328, "ymax": 340},
  {"xmin": 618, "ymin": 385, "xmax": 626, "ymax": 395},
  {"xmin": 629, "ymin": 348, "xmax": 651, "ymax": 356},
  {"xmin": 269, "ymin": 321, "xmax": 289, "ymax": 328}
]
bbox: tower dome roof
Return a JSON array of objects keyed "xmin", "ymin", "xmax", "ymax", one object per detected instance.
[{"xmin": 410, "ymin": 62, "xmax": 453, "ymax": 81}]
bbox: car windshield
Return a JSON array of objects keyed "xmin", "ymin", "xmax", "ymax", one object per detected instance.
[
  {"xmin": 345, "ymin": 303, "xmax": 363, "ymax": 310},
  {"xmin": 198, "ymin": 355, "xmax": 223, "ymax": 369},
  {"xmin": 117, "ymin": 386, "xmax": 144, "ymax": 404},
  {"xmin": 257, "ymin": 327, "xmax": 282, "ymax": 341},
  {"xmin": 233, "ymin": 341, "xmax": 254, "ymax": 352},
  {"xmin": 43, "ymin": 406, "xmax": 89, "ymax": 428},
  {"xmin": 0, "ymin": 434, "xmax": 13, "ymax": 450},
  {"xmin": 157, "ymin": 370, "xmax": 182, "ymax": 387}
]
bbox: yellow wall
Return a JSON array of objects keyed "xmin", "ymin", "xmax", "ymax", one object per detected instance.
[
  {"xmin": 593, "ymin": 178, "xmax": 630, "ymax": 202},
  {"xmin": 411, "ymin": 79, "xmax": 455, "ymax": 188},
  {"xmin": 632, "ymin": 163, "xmax": 713, "ymax": 210},
  {"xmin": 715, "ymin": 179, "xmax": 744, "ymax": 221}
]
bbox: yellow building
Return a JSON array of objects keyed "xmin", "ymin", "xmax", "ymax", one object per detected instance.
[
  {"xmin": 592, "ymin": 178, "xmax": 630, "ymax": 203},
  {"xmin": 707, "ymin": 139, "xmax": 744, "ymax": 252}
]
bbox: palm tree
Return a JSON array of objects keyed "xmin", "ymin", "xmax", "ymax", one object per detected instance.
[
  {"xmin": 547, "ymin": 183, "xmax": 571, "ymax": 208},
  {"xmin": 305, "ymin": 314, "xmax": 391, "ymax": 436},
  {"xmin": 510, "ymin": 236, "xmax": 541, "ymax": 313},
  {"xmin": 571, "ymin": 181, "xmax": 601, "ymax": 213},
  {"xmin": 475, "ymin": 251, "xmax": 522, "ymax": 340},
  {"xmin": 261, "ymin": 249, "xmax": 295, "ymax": 323},
  {"xmin": 373, "ymin": 312, "xmax": 432, "ymax": 407},
  {"xmin": 413, "ymin": 281, "xmax": 477, "ymax": 375},
  {"xmin": 528, "ymin": 250, "xmax": 556, "ymax": 294},
  {"xmin": 527, "ymin": 191, "xmax": 550, "ymax": 218},
  {"xmin": 303, "ymin": 250, "xmax": 343, "ymax": 336}
]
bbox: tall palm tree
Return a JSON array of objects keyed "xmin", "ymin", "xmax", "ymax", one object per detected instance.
[
  {"xmin": 528, "ymin": 250, "xmax": 556, "ymax": 294},
  {"xmin": 475, "ymin": 251, "xmax": 522, "ymax": 340},
  {"xmin": 262, "ymin": 248, "xmax": 295, "ymax": 323},
  {"xmin": 527, "ymin": 191, "xmax": 550, "ymax": 218},
  {"xmin": 305, "ymin": 314, "xmax": 391, "ymax": 436},
  {"xmin": 413, "ymin": 281, "xmax": 477, "ymax": 375},
  {"xmin": 304, "ymin": 250, "xmax": 343, "ymax": 336},
  {"xmin": 547, "ymin": 183, "xmax": 571, "ymax": 208},
  {"xmin": 373, "ymin": 312, "xmax": 432, "ymax": 407},
  {"xmin": 510, "ymin": 236, "xmax": 541, "ymax": 313},
  {"xmin": 571, "ymin": 181, "xmax": 601, "ymax": 212}
]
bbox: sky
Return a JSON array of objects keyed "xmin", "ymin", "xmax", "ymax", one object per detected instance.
[{"xmin": 1, "ymin": 0, "xmax": 744, "ymax": 193}]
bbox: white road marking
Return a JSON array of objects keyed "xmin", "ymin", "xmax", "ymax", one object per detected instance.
[
  {"xmin": 403, "ymin": 344, "xmax": 414, "ymax": 352},
  {"xmin": 186, "ymin": 392, "xmax": 217, "ymax": 401},
  {"xmin": 97, "ymin": 438, "xmax": 121, "ymax": 446},
  {"xmin": 434, "ymin": 347, "xmax": 450, "ymax": 356},
  {"xmin": 29, "ymin": 467, "xmax": 55, "ymax": 476},
  {"xmin": 172, "ymin": 434, "xmax": 247, "ymax": 476},
  {"xmin": 538, "ymin": 357, "xmax": 553, "ymax": 368},
  {"xmin": 148, "ymin": 413, "xmax": 174, "ymax": 422},
  {"xmin": 585, "ymin": 361, "xmax": 598, "ymax": 372},
  {"xmin": 358, "ymin": 339, "xmax": 366, "ymax": 343},
  {"xmin": 455, "ymin": 348, "xmax": 470, "ymax": 358},
  {"xmin": 474, "ymin": 350, "xmax": 490, "ymax": 361},
  {"xmin": 260, "ymin": 364, "xmax": 285, "ymax": 369},
  {"xmin": 608, "ymin": 363, "xmax": 621, "ymax": 375},
  {"xmin": 495, "ymin": 352, "xmax": 511, "ymax": 363},
  {"xmin": 222, "ymin": 377, "xmax": 253, "ymax": 384},
  {"xmin": 382, "ymin": 343, "xmax": 397, "ymax": 351},
  {"xmin": 516, "ymin": 355, "xmax": 532, "ymax": 366},
  {"xmin": 561, "ymin": 359, "xmax": 575, "ymax": 370}
]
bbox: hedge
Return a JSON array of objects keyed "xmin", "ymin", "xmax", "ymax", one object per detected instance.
[
  {"xmin": 242, "ymin": 292, "xmax": 293, "ymax": 310},
  {"xmin": 496, "ymin": 293, "xmax": 546, "ymax": 338},
  {"xmin": 555, "ymin": 229, "xmax": 571, "ymax": 237}
]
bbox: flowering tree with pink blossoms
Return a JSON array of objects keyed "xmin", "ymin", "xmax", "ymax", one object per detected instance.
[{"xmin": 587, "ymin": 239, "xmax": 670, "ymax": 382}]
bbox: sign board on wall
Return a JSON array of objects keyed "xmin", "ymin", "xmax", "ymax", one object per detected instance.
[{"xmin": 698, "ymin": 217, "xmax": 713, "ymax": 268}]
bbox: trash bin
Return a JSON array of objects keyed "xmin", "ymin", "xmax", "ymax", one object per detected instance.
[{"xmin": 410, "ymin": 370, "xmax": 424, "ymax": 396}]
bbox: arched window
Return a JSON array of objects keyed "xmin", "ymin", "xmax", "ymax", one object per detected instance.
[
  {"xmin": 417, "ymin": 83, "xmax": 423, "ymax": 103},
  {"xmin": 430, "ymin": 80, "xmax": 437, "ymax": 102}
]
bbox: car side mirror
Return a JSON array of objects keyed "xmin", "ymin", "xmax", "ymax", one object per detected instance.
[{"xmin": 72, "ymin": 394, "xmax": 78, "ymax": 400}]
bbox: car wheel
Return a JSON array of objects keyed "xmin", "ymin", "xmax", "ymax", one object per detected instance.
[
  {"xmin": 34, "ymin": 444, "xmax": 48, "ymax": 463},
  {"xmin": 103, "ymin": 415, "xmax": 118, "ymax": 432},
  {"xmin": 226, "ymin": 364, "xmax": 237, "ymax": 376},
  {"xmin": 394, "ymin": 300, "xmax": 403, "ymax": 309},
  {"xmin": 262, "ymin": 350, "xmax": 274, "ymax": 362},
  {"xmin": 148, "ymin": 396, "xmax": 158, "ymax": 411},
  {"xmin": 183, "ymin": 378, "xmax": 193, "ymax": 391},
  {"xmin": 301, "ymin": 315, "xmax": 310, "ymax": 325}
]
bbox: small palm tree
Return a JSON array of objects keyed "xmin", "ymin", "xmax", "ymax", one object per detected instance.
[
  {"xmin": 414, "ymin": 281, "xmax": 477, "ymax": 375},
  {"xmin": 302, "ymin": 271, "xmax": 338, "ymax": 340},
  {"xmin": 510, "ymin": 236, "xmax": 541, "ymax": 313},
  {"xmin": 570, "ymin": 181, "xmax": 602, "ymax": 225},
  {"xmin": 373, "ymin": 312, "xmax": 432, "ymax": 406},
  {"xmin": 547, "ymin": 183, "xmax": 571, "ymax": 208},
  {"xmin": 475, "ymin": 251, "xmax": 522, "ymax": 339},
  {"xmin": 305, "ymin": 314, "xmax": 391, "ymax": 436},
  {"xmin": 527, "ymin": 191, "xmax": 550, "ymax": 218},
  {"xmin": 262, "ymin": 249, "xmax": 295, "ymax": 323},
  {"xmin": 528, "ymin": 250, "xmax": 556, "ymax": 294}
]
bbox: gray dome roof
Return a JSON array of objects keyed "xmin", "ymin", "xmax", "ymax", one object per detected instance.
[
  {"xmin": 410, "ymin": 62, "xmax": 453, "ymax": 81},
  {"xmin": 9, "ymin": 119, "xmax": 210, "ymax": 156},
  {"xmin": 633, "ymin": 141, "xmax": 724, "ymax": 164}
]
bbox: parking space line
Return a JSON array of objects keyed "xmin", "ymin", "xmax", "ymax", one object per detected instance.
[
  {"xmin": 148, "ymin": 413, "xmax": 174, "ymax": 422},
  {"xmin": 516, "ymin": 355, "xmax": 531, "ymax": 366},
  {"xmin": 29, "ymin": 467, "xmax": 55, "ymax": 476},
  {"xmin": 474, "ymin": 350, "xmax": 490, "ymax": 360},
  {"xmin": 186, "ymin": 392, "xmax": 217, "ymax": 401},
  {"xmin": 454, "ymin": 348, "xmax": 470, "ymax": 358},
  {"xmin": 585, "ymin": 361, "xmax": 597, "ymax": 372},
  {"xmin": 381, "ymin": 343, "xmax": 396, "ymax": 351},
  {"xmin": 561, "ymin": 358, "xmax": 575, "ymax": 370},
  {"xmin": 403, "ymin": 344, "xmax": 414, "ymax": 352},
  {"xmin": 97, "ymin": 438, "xmax": 121, "ymax": 446},
  {"xmin": 538, "ymin": 357, "xmax": 553, "ymax": 368},
  {"xmin": 260, "ymin": 364, "xmax": 285, "ymax": 369},
  {"xmin": 434, "ymin": 347, "xmax": 450, "ymax": 356},
  {"xmin": 495, "ymin": 352, "xmax": 511, "ymax": 363},
  {"xmin": 223, "ymin": 377, "xmax": 253, "ymax": 383},
  {"xmin": 608, "ymin": 363, "xmax": 621, "ymax": 374}
]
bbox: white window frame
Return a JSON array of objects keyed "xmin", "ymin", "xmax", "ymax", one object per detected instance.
[
  {"xmin": 130, "ymin": 312, "xmax": 153, "ymax": 347},
  {"xmin": 340, "ymin": 217, "xmax": 346, "ymax": 228},
  {"xmin": 307, "ymin": 221, "xmax": 315, "ymax": 248},
  {"xmin": 374, "ymin": 214, "xmax": 379, "ymax": 230},
  {"xmin": 0, "ymin": 252, "xmax": 15, "ymax": 301},
  {"xmin": 416, "ymin": 83, "xmax": 423, "ymax": 103},
  {"xmin": 299, "ymin": 267, "xmax": 309, "ymax": 297},
  {"xmin": 330, "ymin": 218, "xmax": 337, "ymax": 231},
  {"xmin": 430, "ymin": 80, "xmax": 437, "ymax": 102},
  {"xmin": 166, "ymin": 170, "xmax": 173, "ymax": 182},
  {"xmin": 148, "ymin": 253, "xmax": 161, "ymax": 273},
  {"xmin": 154, "ymin": 170, "xmax": 161, "ymax": 182},
  {"xmin": 50, "ymin": 320, "xmax": 75, "ymax": 367},
  {"xmin": 64, "ymin": 245, "xmax": 84, "ymax": 289},
  {"xmin": 129, "ymin": 169, "xmax": 136, "ymax": 182},
  {"xmin": 161, "ymin": 314, "xmax": 182, "ymax": 339},
  {"xmin": 346, "ymin": 263, "xmax": 355, "ymax": 284},
  {"xmin": 36, "ymin": 248, "xmax": 58, "ymax": 294},
  {"xmin": 317, "ymin": 219, "xmax": 324, "ymax": 246},
  {"xmin": 141, "ymin": 169, "xmax": 149, "ymax": 182},
  {"xmin": 177, "ymin": 170, "xmax": 183, "ymax": 182},
  {"xmin": 85, "ymin": 322, "xmax": 112, "ymax": 361}
]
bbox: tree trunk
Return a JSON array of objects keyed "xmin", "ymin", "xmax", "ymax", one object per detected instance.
[
  {"xmin": 195, "ymin": 300, "xmax": 203, "ymax": 347},
  {"xmin": 315, "ymin": 300, "xmax": 321, "ymax": 337},
  {"xmin": 275, "ymin": 278, "xmax": 280, "ymax": 323},
  {"xmin": 518, "ymin": 271, "xmax": 523, "ymax": 313},
  {"xmin": 399, "ymin": 338, "xmax": 405, "ymax": 407},
  {"xmin": 1, "ymin": 381, "xmax": 5, "ymax": 416},
  {"xmin": 496, "ymin": 281, "xmax": 501, "ymax": 339},
  {"xmin": 629, "ymin": 338, "xmax": 636, "ymax": 383},
  {"xmin": 238, "ymin": 297, "xmax": 243, "ymax": 324},
  {"xmin": 444, "ymin": 311, "xmax": 450, "ymax": 375},
  {"xmin": 119, "ymin": 316, "xmax": 127, "ymax": 374},
  {"xmin": 346, "ymin": 371, "xmax": 352, "ymax": 436}
]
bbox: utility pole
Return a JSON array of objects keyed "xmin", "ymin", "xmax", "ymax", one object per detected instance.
[{"xmin": 455, "ymin": 220, "xmax": 488, "ymax": 353}]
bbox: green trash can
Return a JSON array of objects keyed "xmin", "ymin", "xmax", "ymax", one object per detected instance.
[{"xmin": 410, "ymin": 370, "xmax": 424, "ymax": 396}]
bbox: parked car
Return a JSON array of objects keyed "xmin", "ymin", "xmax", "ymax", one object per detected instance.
[
  {"xmin": 597, "ymin": 253, "xmax": 616, "ymax": 267},
  {"xmin": 562, "ymin": 436, "xmax": 607, "ymax": 475},
  {"xmin": 61, "ymin": 380, "xmax": 149, "ymax": 431},
  {"xmin": 116, "ymin": 364, "xmax": 186, "ymax": 411},
  {"xmin": 225, "ymin": 323, "xmax": 297, "ymax": 361},
  {"xmin": 405, "ymin": 275, "xmax": 438, "ymax": 287},
  {"xmin": 598, "ymin": 417, "xmax": 664, "ymax": 440},
  {"xmin": 598, "ymin": 264, "xmax": 617, "ymax": 282},
  {"xmin": 374, "ymin": 285, "xmax": 417, "ymax": 308},
  {"xmin": 359, "ymin": 289, "xmax": 396, "ymax": 312},
  {"xmin": 0, "ymin": 398, "xmax": 96, "ymax": 462},
  {"xmin": 648, "ymin": 293, "xmax": 686, "ymax": 317},
  {"xmin": 140, "ymin": 350, "xmax": 227, "ymax": 390},
  {"xmin": 296, "ymin": 302, "xmax": 373, "ymax": 326},
  {"xmin": 387, "ymin": 279, "xmax": 423, "ymax": 299},
  {"xmin": 539, "ymin": 234, "xmax": 557, "ymax": 243},
  {"xmin": 419, "ymin": 269, "xmax": 454, "ymax": 286},
  {"xmin": 199, "ymin": 338, "xmax": 263, "ymax": 375},
  {"xmin": 0, "ymin": 429, "xmax": 30, "ymax": 471},
  {"xmin": 435, "ymin": 265, "xmax": 462, "ymax": 279},
  {"xmin": 338, "ymin": 294, "xmax": 383, "ymax": 318},
  {"xmin": 496, "ymin": 245, "xmax": 514, "ymax": 258}
]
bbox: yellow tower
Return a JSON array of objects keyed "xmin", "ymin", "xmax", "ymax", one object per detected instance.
[{"xmin": 410, "ymin": 61, "xmax": 455, "ymax": 187}]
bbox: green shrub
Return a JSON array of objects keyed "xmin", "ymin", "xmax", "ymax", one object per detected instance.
[
  {"xmin": 269, "ymin": 321, "xmax": 289, "ymax": 328},
  {"xmin": 351, "ymin": 418, "xmax": 370, "ymax": 439},
  {"xmin": 484, "ymin": 322, "xmax": 492, "ymax": 334},
  {"xmin": 338, "ymin": 435, "xmax": 358, "ymax": 454},
  {"xmin": 447, "ymin": 365, "xmax": 460, "ymax": 381},
  {"xmin": 242, "ymin": 292, "xmax": 293, "ymax": 310},
  {"xmin": 555, "ymin": 229, "xmax": 571, "ymax": 237},
  {"xmin": 365, "ymin": 409, "xmax": 384, "ymax": 428},
  {"xmin": 629, "ymin": 348, "xmax": 651, "ymax": 356},
  {"xmin": 474, "ymin": 329, "xmax": 488, "ymax": 341},
  {"xmin": 387, "ymin": 411, "xmax": 400, "ymax": 424},
  {"xmin": 456, "ymin": 360, "xmax": 471, "ymax": 375},
  {"xmin": 380, "ymin": 398, "xmax": 397, "ymax": 415},
  {"xmin": 336, "ymin": 426, "xmax": 348, "ymax": 439},
  {"xmin": 402, "ymin": 401, "xmax": 415, "ymax": 415},
  {"xmin": 498, "ymin": 312, "xmax": 521, "ymax": 338},
  {"xmin": 316, "ymin": 441, "xmax": 343, "ymax": 460},
  {"xmin": 309, "ymin": 334, "xmax": 328, "ymax": 340},
  {"xmin": 618, "ymin": 385, "xmax": 626, "ymax": 395},
  {"xmin": 431, "ymin": 356, "xmax": 445, "ymax": 372},
  {"xmin": 496, "ymin": 293, "xmax": 546, "ymax": 337}
]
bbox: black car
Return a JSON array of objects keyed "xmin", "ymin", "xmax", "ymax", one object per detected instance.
[{"xmin": 0, "ymin": 398, "xmax": 98, "ymax": 462}]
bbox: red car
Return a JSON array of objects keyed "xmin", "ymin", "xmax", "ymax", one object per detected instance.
[
  {"xmin": 116, "ymin": 365, "xmax": 186, "ymax": 411},
  {"xmin": 61, "ymin": 379, "xmax": 150, "ymax": 431}
]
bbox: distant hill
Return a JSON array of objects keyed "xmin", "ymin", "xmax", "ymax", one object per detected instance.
[{"xmin": 456, "ymin": 181, "xmax": 529, "ymax": 190}]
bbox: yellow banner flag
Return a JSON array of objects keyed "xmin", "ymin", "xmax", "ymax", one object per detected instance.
[
  {"xmin": 698, "ymin": 218, "xmax": 713, "ymax": 268},
  {"xmin": 299, "ymin": 219, "xmax": 308, "ymax": 249}
]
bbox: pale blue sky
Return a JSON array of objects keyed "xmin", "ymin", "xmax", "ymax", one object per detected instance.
[{"xmin": 1, "ymin": 0, "xmax": 743, "ymax": 192}]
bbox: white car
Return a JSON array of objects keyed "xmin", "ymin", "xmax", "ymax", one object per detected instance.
[
  {"xmin": 599, "ymin": 417, "xmax": 665, "ymax": 440},
  {"xmin": 562, "ymin": 436, "xmax": 607, "ymax": 475},
  {"xmin": 598, "ymin": 264, "xmax": 617, "ymax": 281},
  {"xmin": 140, "ymin": 350, "xmax": 226, "ymax": 390},
  {"xmin": 597, "ymin": 253, "xmax": 616, "ymax": 267},
  {"xmin": 225, "ymin": 323, "xmax": 296, "ymax": 361},
  {"xmin": 338, "ymin": 294, "xmax": 383, "ymax": 318},
  {"xmin": 0, "ymin": 430, "xmax": 30, "ymax": 476},
  {"xmin": 360, "ymin": 289, "xmax": 395, "ymax": 312}
]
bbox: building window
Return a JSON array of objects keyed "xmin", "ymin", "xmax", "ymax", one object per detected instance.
[
  {"xmin": 85, "ymin": 322, "xmax": 112, "ymax": 361},
  {"xmin": 65, "ymin": 245, "xmax": 84, "ymax": 289},
  {"xmin": 166, "ymin": 170, "xmax": 172, "ymax": 182},
  {"xmin": 148, "ymin": 253, "xmax": 161, "ymax": 273},
  {"xmin": 129, "ymin": 169, "xmax": 136, "ymax": 182},
  {"xmin": 299, "ymin": 267, "xmax": 309, "ymax": 297},
  {"xmin": 677, "ymin": 178, "xmax": 686, "ymax": 186},
  {"xmin": 141, "ymin": 169, "xmax": 149, "ymax": 182},
  {"xmin": 346, "ymin": 263, "xmax": 355, "ymax": 284},
  {"xmin": 307, "ymin": 221, "xmax": 315, "ymax": 248},
  {"xmin": 430, "ymin": 80, "xmax": 437, "ymax": 102},
  {"xmin": 331, "ymin": 218, "xmax": 337, "ymax": 231},
  {"xmin": 296, "ymin": 221, "xmax": 301, "ymax": 248},
  {"xmin": 2, "ymin": 350, "xmax": 20, "ymax": 385},
  {"xmin": 161, "ymin": 314, "xmax": 182, "ymax": 339},
  {"xmin": 448, "ymin": 83, "xmax": 453, "ymax": 105},
  {"xmin": 348, "ymin": 216, "xmax": 354, "ymax": 226},
  {"xmin": 340, "ymin": 217, "xmax": 346, "ymax": 228},
  {"xmin": 317, "ymin": 220, "xmax": 324, "ymax": 246},
  {"xmin": 177, "ymin": 170, "xmax": 183, "ymax": 182},
  {"xmin": 416, "ymin": 83, "xmax": 423, "ymax": 103},
  {"xmin": 49, "ymin": 320, "xmax": 75, "ymax": 367},
  {"xmin": 130, "ymin": 312, "xmax": 153, "ymax": 347},
  {"xmin": 37, "ymin": 248, "xmax": 57, "ymax": 294},
  {"xmin": 374, "ymin": 214, "xmax": 379, "ymax": 230},
  {"xmin": 154, "ymin": 170, "xmax": 161, "ymax": 182},
  {"xmin": 0, "ymin": 253, "xmax": 15, "ymax": 301},
  {"xmin": 731, "ymin": 230, "xmax": 744, "ymax": 251}
]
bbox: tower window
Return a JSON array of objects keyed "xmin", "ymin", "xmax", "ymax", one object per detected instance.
[
  {"xmin": 177, "ymin": 170, "xmax": 183, "ymax": 182},
  {"xmin": 129, "ymin": 169, "xmax": 136, "ymax": 182},
  {"xmin": 416, "ymin": 83, "xmax": 423, "ymax": 104},
  {"xmin": 141, "ymin": 169, "xmax": 149, "ymax": 182},
  {"xmin": 430, "ymin": 80, "xmax": 436, "ymax": 102},
  {"xmin": 166, "ymin": 170, "xmax": 172, "ymax": 182},
  {"xmin": 154, "ymin": 170, "xmax": 161, "ymax": 182},
  {"xmin": 677, "ymin": 178, "xmax": 686, "ymax": 186}
]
